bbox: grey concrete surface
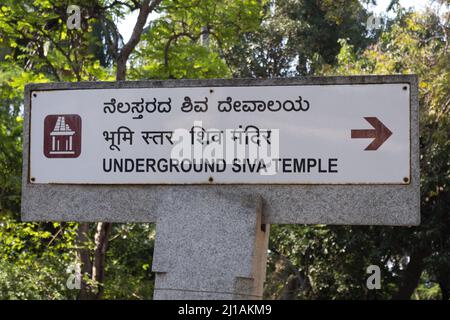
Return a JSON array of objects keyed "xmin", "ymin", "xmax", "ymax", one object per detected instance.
[{"xmin": 152, "ymin": 192, "xmax": 269, "ymax": 299}]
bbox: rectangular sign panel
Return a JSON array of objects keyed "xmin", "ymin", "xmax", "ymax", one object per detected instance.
[{"xmin": 29, "ymin": 82, "xmax": 410, "ymax": 184}]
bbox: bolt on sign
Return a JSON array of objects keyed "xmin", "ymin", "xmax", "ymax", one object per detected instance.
[{"xmin": 22, "ymin": 76, "xmax": 420, "ymax": 225}]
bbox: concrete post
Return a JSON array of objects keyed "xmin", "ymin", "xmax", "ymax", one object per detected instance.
[{"xmin": 152, "ymin": 190, "xmax": 270, "ymax": 299}]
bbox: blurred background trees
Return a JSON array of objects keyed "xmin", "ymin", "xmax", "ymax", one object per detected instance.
[{"xmin": 0, "ymin": 0, "xmax": 448, "ymax": 299}]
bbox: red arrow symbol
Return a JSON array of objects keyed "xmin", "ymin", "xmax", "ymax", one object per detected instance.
[{"xmin": 351, "ymin": 117, "xmax": 392, "ymax": 151}]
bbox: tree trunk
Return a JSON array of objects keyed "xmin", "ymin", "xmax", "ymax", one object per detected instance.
[
  {"xmin": 92, "ymin": 222, "xmax": 113, "ymax": 299},
  {"xmin": 115, "ymin": 0, "xmax": 161, "ymax": 80},
  {"xmin": 281, "ymin": 274, "xmax": 300, "ymax": 300},
  {"xmin": 116, "ymin": 56, "xmax": 128, "ymax": 82},
  {"xmin": 392, "ymin": 247, "xmax": 430, "ymax": 300},
  {"xmin": 439, "ymin": 281, "xmax": 450, "ymax": 300},
  {"xmin": 76, "ymin": 222, "xmax": 112, "ymax": 300},
  {"xmin": 437, "ymin": 269, "xmax": 450, "ymax": 300},
  {"xmin": 76, "ymin": 222, "xmax": 94, "ymax": 299}
]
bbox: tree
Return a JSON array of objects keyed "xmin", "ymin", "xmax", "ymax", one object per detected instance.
[
  {"xmin": 128, "ymin": 0, "xmax": 264, "ymax": 79},
  {"xmin": 264, "ymin": 5, "xmax": 450, "ymax": 300},
  {"xmin": 223, "ymin": 0, "xmax": 373, "ymax": 78}
]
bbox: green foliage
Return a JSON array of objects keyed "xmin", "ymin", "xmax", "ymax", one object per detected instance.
[
  {"xmin": 129, "ymin": 0, "xmax": 265, "ymax": 79},
  {"xmin": 0, "ymin": 0, "xmax": 119, "ymax": 81},
  {"xmin": 0, "ymin": 219, "xmax": 79, "ymax": 299},
  {"xmin": 265, "ymin": 7, "xmax": 450, "ymax": 300},
  {"xmin": 225, "ymin": 0, "xmax": 372, "ymax": 77},
  {"xmin": 0, "ymin": 56, "xmax": 54, "ymax": 219},
  {"xmin": 103, "ymin": 224, "xmax": 155, "ymax": 299},
  {"xmin": 413, "ymin": 271, "xmax": 442, "ymax": 300},
  {"xmin": 266, "ymin": 225, "xmax": 400, "ymax": 299}
]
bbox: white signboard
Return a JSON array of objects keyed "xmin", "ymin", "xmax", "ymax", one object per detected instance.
[{"xmin": 29, "ymin": 83, "xmax": 410, "ymax": 184}]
